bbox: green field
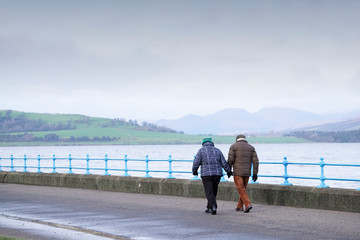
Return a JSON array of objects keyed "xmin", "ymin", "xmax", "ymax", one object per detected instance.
[
  {"xmin": 0, "ymin": 236, "xmax": 21, "ymax": 240},
  {"xmin": 0, "ymin": 110, "xmax": 310, "ymax": 146}
]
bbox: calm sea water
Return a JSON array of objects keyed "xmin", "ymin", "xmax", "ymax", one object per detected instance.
[{"xmin": 1, "ymin": 143, "xmax": 359, "ymax": 189}]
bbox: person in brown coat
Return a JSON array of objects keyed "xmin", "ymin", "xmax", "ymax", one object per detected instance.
[{"xmin": 227, "ymin": 134, "xmax": 259, "ymax": 213}]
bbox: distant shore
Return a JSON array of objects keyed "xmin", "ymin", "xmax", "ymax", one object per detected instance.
[{"xmin": 0, "ymin": 136, "xmax": 310, "ymax": 147}]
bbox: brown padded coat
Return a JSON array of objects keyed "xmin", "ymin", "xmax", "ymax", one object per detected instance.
[{"xmin": 227, "ymin": 140, "xmax": 259, "ymax": 176}]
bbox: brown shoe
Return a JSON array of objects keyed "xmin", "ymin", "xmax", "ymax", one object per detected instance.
[
  {"xmin": 236, "ymin": 208, "xmax": 243, "ymax": 211},
  {"xmin": 244, "ymin": 205, "xmax": 252, "ymax": 213}
]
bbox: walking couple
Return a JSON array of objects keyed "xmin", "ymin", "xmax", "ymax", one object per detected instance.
[{"xmin": 192, "ymin": 134, "xmax": 259, "ymax": 215}]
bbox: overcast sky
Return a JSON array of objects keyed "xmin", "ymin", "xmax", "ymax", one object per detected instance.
[{"xmin": 1, "ymin": 0, "xmax": 360, "ymax": 121}]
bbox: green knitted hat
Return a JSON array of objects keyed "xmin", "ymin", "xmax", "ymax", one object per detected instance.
[{"xmin": 202, "ymin": 138, "xmax": 213, "ymax": 144}]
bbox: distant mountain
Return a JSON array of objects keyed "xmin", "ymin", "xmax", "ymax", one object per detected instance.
[
  {"xmin": 292, "ymin": 117, "xmax": 360, "ymax": 132},
  {"xmin": 156, "ymin": 107, "xmax": 360, "ymax": 134},
  {"xmin": 157, "ymin": 108, "xmax": 269, "ymax": 135},
  {"xmin": 253, "ymin": 107, "xmax": 321, "ymax": 129}
]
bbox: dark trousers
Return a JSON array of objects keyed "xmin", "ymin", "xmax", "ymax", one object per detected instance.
[{"xmin": 201, "ymin": 175, "xmax": 221, "ymax": 209}]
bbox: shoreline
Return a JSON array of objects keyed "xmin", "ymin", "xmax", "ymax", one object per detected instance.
[{"xmin": 0, "ymin": 136, "xmax": 311, "ymax": 147}]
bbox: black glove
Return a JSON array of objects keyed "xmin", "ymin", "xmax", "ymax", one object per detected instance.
[
  {"xmin": 193, "ymin": 170, "xmax": 198, "ymax": 176},
  {"xmin": 252, "ymin": 174, "xmax": 258, "ymax": 182},
  {"xmin": 227, "ymin": 171, "xmax": 232, "ymax": 178}
]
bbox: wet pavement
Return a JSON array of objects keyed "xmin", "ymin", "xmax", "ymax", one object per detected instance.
[{"xmin": 1, "ymin": 184, "xmax": 359, "ymax": 240}]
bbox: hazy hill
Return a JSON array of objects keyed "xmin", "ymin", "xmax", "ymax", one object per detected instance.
[
  {"xmin": 2, "ymin": 109, "xmax": 358, "ymax": 145},
  {"xmin": 0, "ymin": 110, "xmax": 198, "ymax": 145},
  {"xmin": 157, "ymin": 109, "xmax": 268, "ymax": 134},
  {"xmin": 253, "ymin": 107, "xmax": 321, "ymax": 129},
  {"xmin": 288, "ymin": 118, "xmax": 360, "ymax": 142},
  {"xmin": 292, "ymin": 117, "xmax": 360, "ymax": 132},
  {"xmin": 156, "ymin": 107, "xmax": 360, "ymax": 134},
  {"xmin": 0, "ymin": 109, "xmax": 309, "ymax": 145}
]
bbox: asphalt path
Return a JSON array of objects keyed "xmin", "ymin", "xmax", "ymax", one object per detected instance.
[{"xmin": 0, "ymin": 184, "xmax": 359, "ymax": 240}]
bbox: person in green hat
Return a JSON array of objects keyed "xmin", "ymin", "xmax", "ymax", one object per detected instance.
[{"xmin": 192, "ymin": 137, "xmax": 232, "ymax": 215}]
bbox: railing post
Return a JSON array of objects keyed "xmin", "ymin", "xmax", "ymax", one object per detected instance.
[
  {"xmin": 23, "ymin": 155, "xmax": 28, "ymax": 172},
  {"xmin": 85, "ymin": 154, "xmax": 91, "ymax": 175},
  {"xmin": 37, "ymin": 155, "xmax": 42, "ymax": 173},
  {"xmin": 191, "ymin": 155, "xmax": 200, "ymax": 180},
  {"xmin": 68, "ymin": 154, "xmax": 74, "ymax": 174},
  {"xmin": 10, "ymin": 154, "xmax": 15, "ymax": 172},
  {"xmin": 281, "ymin": 156, "xmax": 292, "ymax": 186},
  {"xmin": 166, "ymin": 155, "xmax": 175, "ymax": 179},
  {"xmin": 104, "ymin": 154, "xmax": 110, "ymax": 175},
  {"xmin": 249, "ymin": 165, "xmax": 259, "ymax": 184},
  {"xmin": 52, "ymin": 154, "xmax": 57, "ymax": 173},
  {"xmin": 123, "ymin": 154, "xmax": 130, "ymax": 177},
  {"xmin": 220, "ymin": 168, "xmax": 228, "ymax": 182},
  {"xmin": 317, "ymin": 157, "xmax": 329, "ymax": 188},
  {"xmin": 144, "ymin": 155, "xmax": 152, "ymax": 178}
]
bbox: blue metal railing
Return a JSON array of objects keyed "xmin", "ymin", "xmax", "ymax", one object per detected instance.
[
  {"xmin": 255, "ymin": 156, "xmax": 360, "ymax": 190},
  {"xmin": 0, "ymin": 154, "xmax": 359, "ymax": 190}
]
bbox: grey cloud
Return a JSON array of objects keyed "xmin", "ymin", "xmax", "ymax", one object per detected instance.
[{"xmin": 1, "ymin": 0, "xmax": 360, "ymax": 119}]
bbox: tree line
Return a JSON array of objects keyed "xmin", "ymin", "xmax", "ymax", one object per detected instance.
[
  {"xmin": 287, "ymin": 130, "xmax": 360, "ymax": 142},
  {"xmin": 102, "ymin": 118, "xmax": 182, "ymax": 133},
  {"xmin": 0, "ymin": 111, "xmax": 75, "ymax": 133}
]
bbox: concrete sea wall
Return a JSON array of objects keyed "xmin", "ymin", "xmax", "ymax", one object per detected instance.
[{"xmin": 1, "ymin": 171, "xmax": 359, "ymax": 213}]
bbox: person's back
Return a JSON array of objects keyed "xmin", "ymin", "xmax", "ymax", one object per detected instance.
[
  {"xmin": 228, "ymin": 138, "xmax": 258, "ymax": 177},
  {"xmin": 194, "ymin": 141, "xmax": 228, "ymax": 177}
]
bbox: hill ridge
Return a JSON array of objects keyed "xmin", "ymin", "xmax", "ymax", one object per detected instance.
[{"xmin": 156, "ymin": 107, "xmax": 360, "ymax": 134}]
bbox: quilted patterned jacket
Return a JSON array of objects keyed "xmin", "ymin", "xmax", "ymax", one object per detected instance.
[{"xmin": 192, "ymin": 142, "xmax": 231, "ymax": 177}]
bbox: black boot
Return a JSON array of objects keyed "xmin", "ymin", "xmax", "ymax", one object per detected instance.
[{"xmin": 211, "ymin": 205, "xmax": 217, "ymax": 215}]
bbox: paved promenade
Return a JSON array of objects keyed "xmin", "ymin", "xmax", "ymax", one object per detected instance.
[{"xmin": 1, "ymin": 184, "xmax": 359, "ymax": 240}]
